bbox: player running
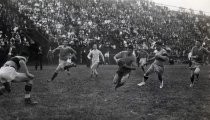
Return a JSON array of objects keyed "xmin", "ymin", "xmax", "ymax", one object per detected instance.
[
  {"xmin": 137, "ymin": 41, "xmax": 170, "ymax": 89},
  {"xmin": 0, "ymin": 52, "xmax": 37, "ymax": 105},
  {"xmin": 113, "ymin": 45, "xmax": 137, "ymax": 90},
  {"xmin": 137, "ymin": 48, "xmax": 149, "ymax": 73},
  {"xmin": 87, "ymin": 44, "xmax": 104, "ymax": 78},
  {"xmin": 48, "ymin": 40, "xmax": 77, "ymax": 82},
  {"xmin": 189, "ymin": 40, "xmax": 210, "ymax": 87}
]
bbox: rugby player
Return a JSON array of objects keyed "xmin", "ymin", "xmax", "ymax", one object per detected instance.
[
  {"xmin": 48, "ymin": 40, "xmax": 77, "ymax": 82},
  {"xmin": 87, "ymin": 44, "xmax": 104, "ymax": 77},
  {"xmin": 113, "ymin": 45, "xmax": 137, "ymax": 90},
  {"xmin": 137, "ymin": 41, "xmax": 170, "ymax": 89},
  {"xmin": 189, "ymin": 40, "xmax": 210, "ymax": 87},
  {"xmin": 0, "ymin": 52, "xmax": 37, "ymax": 105}
]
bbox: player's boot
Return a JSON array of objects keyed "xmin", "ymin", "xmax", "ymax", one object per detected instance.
[
  {"xmin": 95, "ymin": 73, "xmax": 98, "ymax": 78},
  {"xmin": 25, "ymin": 98, "xmax": 38, "ymax": 105},
  {"xmin": 137, "ymin": 81, "xmax": 145, "ymax": 86},
  {"xmin": 115, "ymin": 82, "xmax": 125, "ymax": 90},
  {"xmin": 190, "ymin": 82, "xmax": 194, "ymax": 88}
]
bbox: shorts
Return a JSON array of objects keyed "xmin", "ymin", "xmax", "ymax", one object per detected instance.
[
  {"xmin": 147, "ymin": 63, "xmax": 164, "ymax": 75},
  {"xmin": 116, "ymin": 66, "xmax": 131, "ymax": 77},
  {"xmin": 139, "ymin": 58, "xmax": 147, "ymax": 66},
  {"xmin": 91, "ymin": 61, "xmax": 99, "ymax": 69},
  {"xmin": 190, "ymin": 61, "xmax": 202, "ymax": 70},
  {"xmin": 0, "ymin": 66, "xmax": 19, "ymax": 83},
  {"xmin": 56, "ymin": 59, "xmax": 71, "ymax": 71}
]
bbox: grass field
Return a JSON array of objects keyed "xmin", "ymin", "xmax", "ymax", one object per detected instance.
[{"xmin": 0, "ymin": 65, "xmax": 210, "ymax": 120}]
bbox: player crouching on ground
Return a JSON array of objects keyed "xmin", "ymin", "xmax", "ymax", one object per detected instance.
[
  {"xmin": 113, "ymin": 45, "xmax": 137, "ymax": 90},
  {"xmin": 87, "ymin": 44, "xmax": 105, "ymax": 78},
  {"xmin": 189, "ymin": 40, "xmax": 210, "ymax": 87},
  {"xmin": 0, "ymin": 52, "xmax": 38, "ymax": 105},
  {"xmin": 137, "ymin": 41, "xmax": 170, "ymax": 89}
]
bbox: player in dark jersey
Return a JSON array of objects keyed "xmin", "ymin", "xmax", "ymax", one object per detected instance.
[
  {"xmin": 0, "ymin": 52, "xmax": 37, "ymax": 105},
  {"xmin": 113, "ymin": 45, "xmax": 137, "ymax": 90},
  {"xmin": 48, "ymin": 40, "xmax": 77, "ymax": 82},
  {"xmin": 189, "ymin": 40, "xmax": 210, "ymax": 87}
]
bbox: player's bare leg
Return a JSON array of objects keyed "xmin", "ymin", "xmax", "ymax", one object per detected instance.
[
  {"xmin": 138, "ymin": 65, "xmax": 152, "ymax": 86},
  {"xmin": 190, "ymin": 67, "xmax": 200, "ymax": 87},
  {"xmin": 48, "ymin": 65, "xmax": 61, "ymax": 82},
  {"xmin": 13, "ymin": 73, "xmax": 38, "ymax": 105}
]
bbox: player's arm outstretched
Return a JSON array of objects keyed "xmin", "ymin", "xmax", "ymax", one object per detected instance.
[{"xmin": 52, "ymin": 46, "xmax": 62, "ymax": 53}]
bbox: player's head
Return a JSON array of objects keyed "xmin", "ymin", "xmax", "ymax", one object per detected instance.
[
  {"xmin": 195, "ymin": 40, "xmax": 201, "ymax": 47},
  {"xmin": 63, "ymin": 40, "xmax": 68, "ymax": 46},
  {"xmin": 127, "ymin": 45, "xmax": 134, "ymax": 54},
  {"xmin": 155, "ymin": 41, "xmax": 163, "ymax": 51},
  {"xmin": 93, "ymin": 44, "xmax": 97, "ymax": 50}
]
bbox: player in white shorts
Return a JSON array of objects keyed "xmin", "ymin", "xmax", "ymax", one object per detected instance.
[
  {"xmin": 137, "ymin": 41, "xmax": 170, "ymax": 89},
  {"xmin": 87, "ymin": 44, "xmax": 104, "ymax": 77},
  {"xmin": 48, "ymin": 40, "xmax": 77, "ymax": 82},
  {"xmin": 0, "ymin": 52, "xmax": 37, "ymax": 105}
]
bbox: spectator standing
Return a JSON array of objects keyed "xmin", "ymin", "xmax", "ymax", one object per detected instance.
[{"xmin": 35, "ymin": 46, "xmax": 43, "ymax": 70}]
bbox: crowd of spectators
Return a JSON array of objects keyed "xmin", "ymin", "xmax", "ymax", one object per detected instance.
[
  {"xmin": 0, "ymin": 0, "xmax": 43, "ymax": 66},
  {"xmin": 1, "ymin": 0, "xmax": 210, "ymax": 65},
  {"xmin": 16, "ymin": 0, "xmax": 210, "ymax": 51}
]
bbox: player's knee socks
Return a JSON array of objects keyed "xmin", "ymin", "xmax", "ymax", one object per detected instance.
[
  {"xmin": 141, "ymin": 66, "xmax": 145, "ymax": 72},
  {"xmin": 190, "ymin": 74, "xmax": 194, "ymax": 83},
  {"xmin": 117, "ymin": 74, "xmax": 123, "ymax": 84},
  {"xmin": 143, "ymin": 74, "xmax": 149, "ymax": 81},
  {"xmin": 51, "ymin": 72, "xmax": 58, "ymax": 80},
  {"xmin": 3, "ymin": 82, "xmax": 11, "ymax": 93},
  {"xmin": 25, "ymin": 84, "xmax": 32, "ymax": 92},
  {"xmin": 25, "ymin": 84, "xmax": 32, "ymax": 99},
  {"xmin": 158, "ymin": 74, "xmax": 162, "ymax": 82},
  {"xmin": 189, "ymin": 60, "xmax": 192, "ymax": 67},
  {"xmin": 195, "ymin": 74, "xmax": 199, "ymax": 79}
]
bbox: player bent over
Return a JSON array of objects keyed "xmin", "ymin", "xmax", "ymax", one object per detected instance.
[
  {"xmin": 113, "ymin": 45, "xmax": 137, "ymax": 90},
  {"xmin": 189, "ymin": 40, "xmax": 210, "ymax": 87},
  {"xmin": 87, "ymin": 44, "xmax": 104, "ymax": 77},
  {"xmin": 0, "ymin": 52, "xmax": 37, "ymax": 105},
  {"xmin": 137, "ymin": 42, "xmax": 170, "ymax": 89},
  {"xmin": 48, "ymin": 40, "xmax": 77, "ymax": 82}
]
